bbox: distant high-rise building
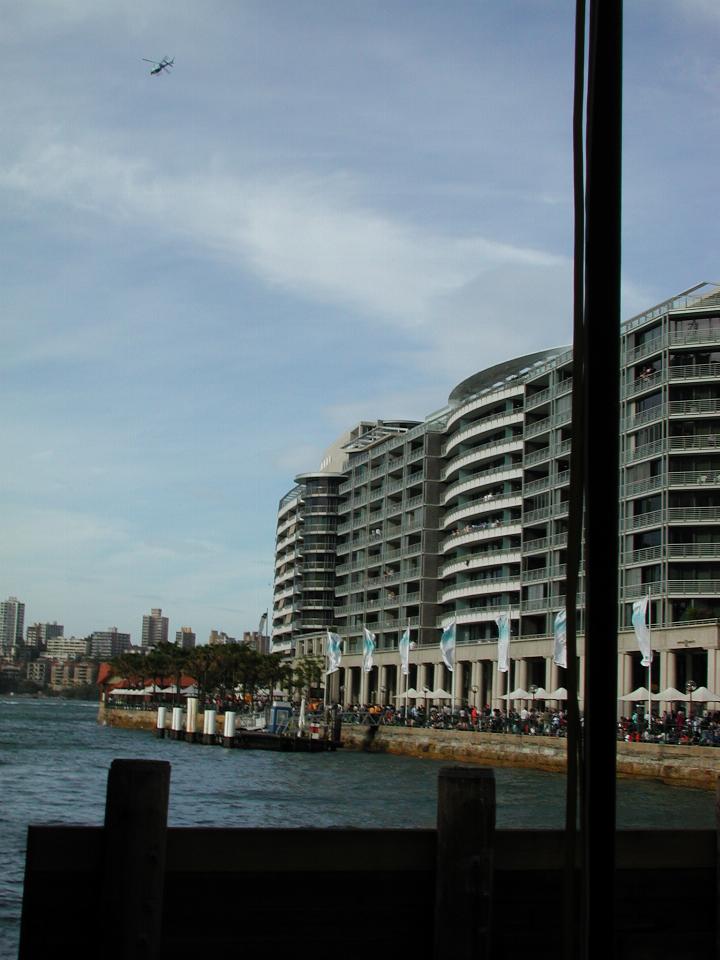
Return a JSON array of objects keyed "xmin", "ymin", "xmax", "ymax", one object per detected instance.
[
  {"xmin": 89, "ymin": 627, "xmax": 132, "ymax": 660},
  {"xmin": 208, "ymin": 630, "xmax": 235, "ymax": 645},
  {"xmin": 176, "ymin": 627, "xmax": 196, "ymax": 649},
  {"xmin": 26, "ymin": 622, "xmax": 64, "ymax": 651},
  {"xmin": 141, "ymin": 608, "xmax": 168, "ymax": 648},
  {"xmin": 243, "ymin": 631, "xmax": 270, "ymax": 655},
  {"xmin": 46, "ymin": 636, "xmax": 91, "ymax": 660},
  {"xmin": 0, "ymin": 597, "xmax": 25, "ymax": 656}
]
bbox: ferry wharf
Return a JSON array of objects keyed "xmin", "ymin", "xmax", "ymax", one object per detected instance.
[{"xmin": 99, "ymin": 702, "xmax": 720, "ymax": 789}]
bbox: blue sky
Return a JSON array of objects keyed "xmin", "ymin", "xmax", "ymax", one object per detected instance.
[{"xmin": 2, "ymin": 0, "xmax": 719, "ymax": 644}]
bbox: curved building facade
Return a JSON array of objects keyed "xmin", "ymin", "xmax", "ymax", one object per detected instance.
[{"xmin": 273, "ymin": 283, "xmax": 720, "ymax": 709}]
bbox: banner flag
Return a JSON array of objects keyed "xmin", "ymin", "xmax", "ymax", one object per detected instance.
[
  {"xmin": 399, "ymin": 626, "xmax": 411, "ymax": 676},
  {"xmin": 495, "ymin": 611, "xmax": 511, "ymax": 672},
  {"xmin": 632, "ymin": 596, "xmax": 653, "ymax": 667},
  {"xmin": 326, "ymin": 630, "xmax": 343, "ymax": 674},
  {"xmin": 439, "ymin": 620, "xmax": 456, "ymax": 672},
  {"xmin": 362, "ymin": 627, "xmax": 376, "ymax": 673},
  {"xmin": 553, "ymin": 608, "xmax": 567, "ymax": 668}
]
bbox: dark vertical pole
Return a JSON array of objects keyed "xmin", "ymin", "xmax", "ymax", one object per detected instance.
[
  {"xmin": 433, "ymin": 766, "xmax": 495, "ymax": 960},
  {"xmin": 99, "ymin": 759, "xmax": 170, "ymax": 960},
  {"xmin": 565, "ymin": 3, "xmax": 586, "ymax": 959},
  {"xmin": 716, "ymin": 777, "xmax": 720, "ymax": 958},
  {"xmin": 583, "ymin": 3, "xmax": 622, "ymax": 959}
]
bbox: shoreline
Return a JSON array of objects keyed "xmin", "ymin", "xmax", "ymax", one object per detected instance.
[{"xmin": 99, "ymin": 703, "xmax": 720, "ymax": 790}]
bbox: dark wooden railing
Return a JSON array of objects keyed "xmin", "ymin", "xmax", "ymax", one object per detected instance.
[{"xmin": 18, "ymin": 759, "xmax": 720, "ymax": 960}]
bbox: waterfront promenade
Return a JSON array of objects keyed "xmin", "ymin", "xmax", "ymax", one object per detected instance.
[{"xmin": 99, "ymin": 702, "xmax": 720, "ymax": 789}]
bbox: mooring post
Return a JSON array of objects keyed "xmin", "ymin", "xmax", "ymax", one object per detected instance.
[
  {"xmin": 222, "ymin": 710, "xmax": 236, "ymax": 747},
  {"xmin": 185, "ymin": 697, "xmax": 198, "ymax": 742},
  {"xmin": 99, "ymin": 759, "xmax": 170, "ymax": 960},
  {"xmin": 170, "ymin": 706, "xmax": 183, "ymax": 740},
  {"xmin": 434, "ymin": 766, "xmax": 495, "ymax": 960},
  {"xmin": 203, "ymin": 708, "xmax": 217, "ymax": 744},
  {"xmin": 155, "ymin": 705, "xmax": 166, "ymax": 738}
]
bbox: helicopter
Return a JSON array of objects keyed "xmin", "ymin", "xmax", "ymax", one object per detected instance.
[{"xmin": 142, "ymin": 56, "xmax": 174, "ymax": 76}]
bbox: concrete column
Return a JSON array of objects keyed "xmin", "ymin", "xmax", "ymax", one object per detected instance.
[
  {"xmin": 360, "ymin": 666, "xmax": 368, "ymax": 707},
  {"xmin": 707, "ymin": 649, "xmax": 720, "ymax": 709},
  {"xmin": 666, "ymin": 650, "xmax": 677, "ymax": 690},
  {"xmin": 544, "ymin": 657, "xmax": 553, "ymax": 692},
  {"xmin": 379, "ymin": 665, "xmax": 388, "ymax": 705},
  {"xmin": 617, "ymin": 653, "xmax": 630, "ymax": 698},
  {"xmin": 550, "ymin": 660, "xmax": 561, "ymax": 695},
  {"xmin": 470, "ymin": 661, "xmax": 480, "ymax": 708},
  {"xmin": 516, "ymin": 658, "xmax": 527, "ymax": 692}
]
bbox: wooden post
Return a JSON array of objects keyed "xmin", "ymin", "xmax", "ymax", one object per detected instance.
[
  {"xmin": 434, "ymin": 766, "xmax": 495, "ymax": 960},
  {"xmin": 716, "ymin": 776, "xmax": 720, "ymax": 958},
  {"xmin": 99, "ymin": 759, "xmax": 170, "ymax": 960},
  {"xmin": 154, "ymin": 705, "xmax": 166, "ymax": 738},
  {"xmin": 222, "ymin": 710, "xmax": 236, "ymax": 747},
  {"xmin": 203, "ymin": 708, "xmax": 217, "ymax": 744},
  {"xmin": 185, "ymin": 697, "xmax": 198, "ymax": 742}
]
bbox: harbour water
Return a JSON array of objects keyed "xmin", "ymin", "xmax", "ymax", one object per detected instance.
[{"xmin": 1, "ymin": 696, "xmax": 715, "ymax": 956}]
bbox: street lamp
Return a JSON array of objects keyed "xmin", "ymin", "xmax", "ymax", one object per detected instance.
[{"xmin": 686, "ymin": 679, "xmax": 697, "ymax": 730}]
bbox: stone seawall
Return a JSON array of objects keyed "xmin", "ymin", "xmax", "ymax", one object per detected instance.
[
  {"xmin": 99, "ymin": 705, "xmax": 720, "ymax": 790},
  {"xmin": 341, "ymin": 724, "xmax": 720, "ymax": 790}
]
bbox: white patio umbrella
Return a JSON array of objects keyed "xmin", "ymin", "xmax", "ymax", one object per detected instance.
[
  {"xmin": 651, "ymin": 687, "xmax": 688, "ymax": 701},
  {"xmin": 621, "ymin": 686, "xmax": 651, "ymax": 701},
  {"xmin": 507, "ymin": 688, "xmax": 530, "ymax": 699},
  {"xmin": 427, "ymin": 688, "xmax": 453, "ymax": 699},
  {"xmin": 548, "ymin": 687, "xmax": 568, "ymax": 700},
  {"xmin": 531, "ymin": 687, "xmax": 549, "ymax": 699},
  {"xmin": 688, "ymin": 686, "xmax": 720, "ymax": 702},
  {"xmin": 396, "ymin": 688, "xmax": 418, "ymax": 699}
]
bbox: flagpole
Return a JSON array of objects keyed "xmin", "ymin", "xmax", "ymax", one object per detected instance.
[
  {"xmin": 506, "ymin": 607, "xmax": 512, "ymax": 730},
  {"xmin": 405, "ymin": 623, "xmax": 411, "ymax": 725},
  {"xmin": 647, "ymin": 594, "xmax": 652, "ymax": 736}
]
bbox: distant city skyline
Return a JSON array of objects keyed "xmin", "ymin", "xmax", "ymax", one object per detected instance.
[
  {"xmin": 3, "ymin": 2, "xmax": 720, "ymax": 643},
  {"xmin": 1, "ymin": 594, "xmax": 266, "ymax": 649}
]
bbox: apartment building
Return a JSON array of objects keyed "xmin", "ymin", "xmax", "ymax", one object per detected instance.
[{"xmin": 272, "ymin": 283, "xmax": 720, "ymax": 708}]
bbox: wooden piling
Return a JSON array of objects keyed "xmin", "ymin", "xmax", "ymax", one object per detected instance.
[
  {"xmin": 170, "ymin": 706, "xmax": 183, "ymax": 740},
  {"xmin": 202, "ymin": 708, "xmax": 216, "ymax": 744},
  {"xmin": 185, "ymin": 697, "xmax": 198, "ymax": 742},
  {"xmin": 99, "ymin": 759, "xmax": 170, "ymax": 960},
  {"xmin": 154, "ymin": 706, "xmax": 166, "ymax": 738},
  {"xmin": 222, "ymin": 711, "xmax": 236, "ymax": 747},
  {"xmin": 433, "ymin": 766, "xmax": 495, "ymax": 960}
]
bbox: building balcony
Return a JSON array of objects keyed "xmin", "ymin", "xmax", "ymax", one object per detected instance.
[
  {"xmin": 442, "ymin": 438, "xmax": 523, "ymax": 482},
  {"xmin": 523, "ymin": 564, "xmax": 567, "ymax": 583},
  {"xmin": 444, "ymin": 494, "xmax": 522, "ymax": 530},
  {"xmin": 441, "ymin": 520, "xmax": 522, "ymax": 553},
  {"xmin": 667, "ymin": 542, "xmax": 720, "ymax": 559},
  {"xmin": 668, "ymin": 362, "xmax": 720, "ymax": 382},
  {"xmin": 668, "ymin": 470, "xmax": 720, "ymax": 487},
  {"xmin": 443, "ymin": 465, "xmax": 523, "ymax": 506},
  {"xmin": 446, "ymin": 383, "xmax": 524, "ymax": 431},
  {"xmin": 442, "ymin": 410, "xmax": 523, "ymax": 457},
  {"xmin": 440, "ymin": 549, "xmax": 520, "ymax": 578},
  {"xmin": 440, "ymin": 577, "xmax": 520, "ymax": 604},
  {"xmin": 624, "ymin": 545, "xmax": 663, "ymax": 565}
]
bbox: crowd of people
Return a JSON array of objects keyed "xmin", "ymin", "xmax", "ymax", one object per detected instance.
[
  {"xmin": 339, "ymin": 701, "xmax": 720, "ymax": 745},
  {"xmin": 340, "ymin": 701, "xmax": 569, "ymax": 736}
]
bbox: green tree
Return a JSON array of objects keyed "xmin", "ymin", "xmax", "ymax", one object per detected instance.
[{"xmin": 291, "ymin": 656, "xmax": 325, "ymax": 700}]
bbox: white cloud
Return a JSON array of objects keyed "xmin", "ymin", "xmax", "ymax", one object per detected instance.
[{"xmin": 1, "ymin": 138, "xmax": 569, "ymax": 342}]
